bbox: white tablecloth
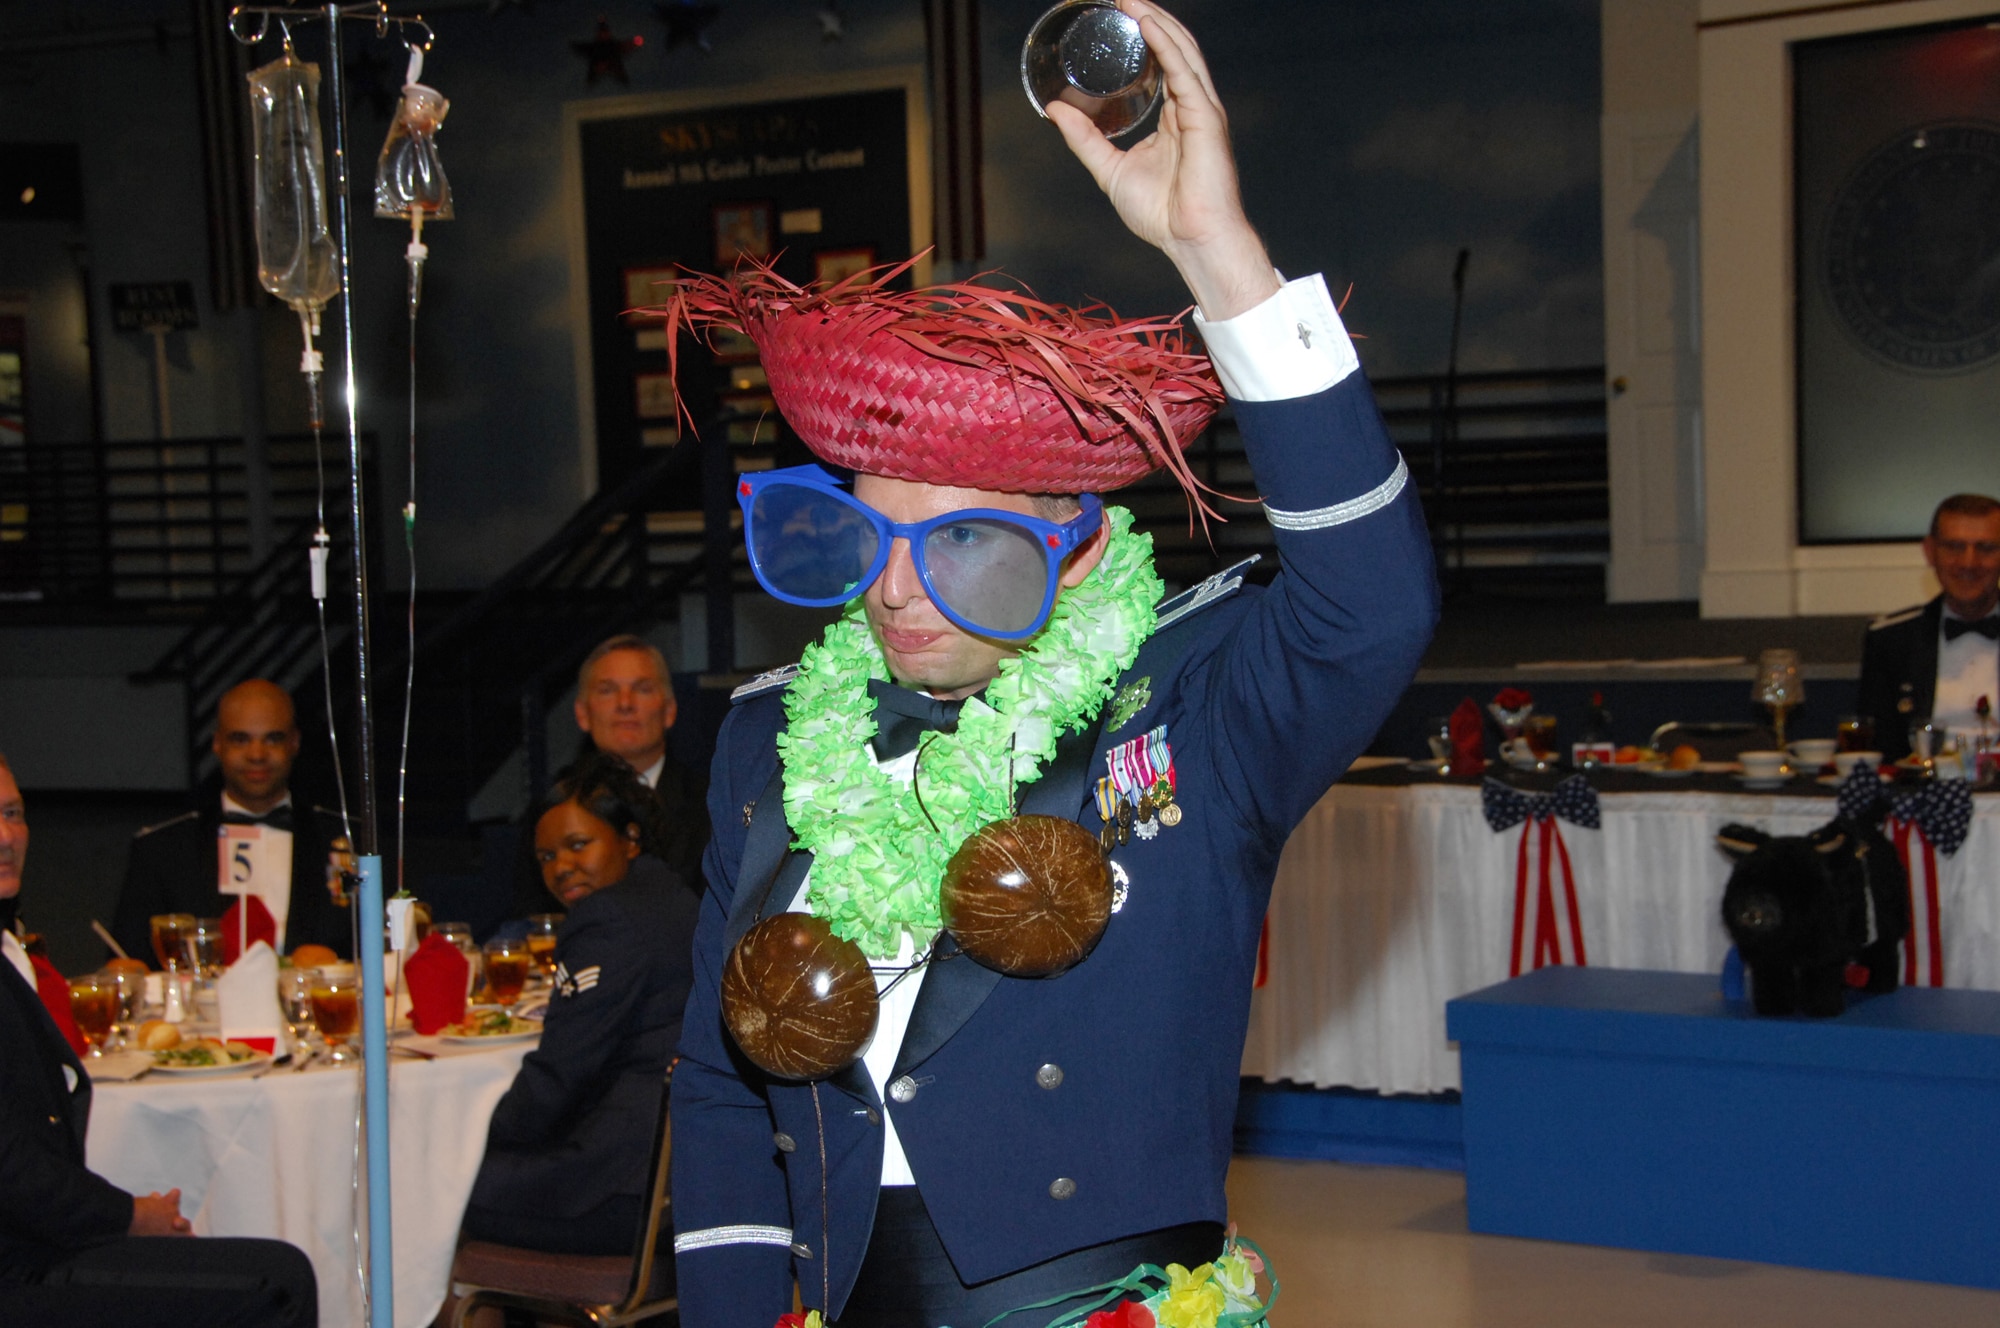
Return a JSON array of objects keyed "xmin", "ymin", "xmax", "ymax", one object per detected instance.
[
  {"xmin": 1240, "ymin": 782, "xmax": 2000, "ymax": 1095},
  {"xmin": 89, "ymin": 1043, "xmax": 531, "ymax": 1328}
]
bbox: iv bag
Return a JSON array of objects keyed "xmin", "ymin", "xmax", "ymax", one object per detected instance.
[
  {"xmin": 247, "ymin": 54, "xmax": 340, "ymax": 315},
  {"xmin": 374, "ymin": 83, "xmax": 453, "ymax": 220}
]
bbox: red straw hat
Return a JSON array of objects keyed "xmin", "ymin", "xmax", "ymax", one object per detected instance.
[{"xmin": 653, "ymin": 257, "xmax": 1224, "ymax": 500}]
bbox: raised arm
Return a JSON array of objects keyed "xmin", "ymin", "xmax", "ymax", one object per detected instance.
[{"xmin": 1046, "ymin": 0, "xmax": 1278, "ymax": 320}]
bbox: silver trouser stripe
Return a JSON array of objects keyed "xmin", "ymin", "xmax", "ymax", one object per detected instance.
[
  {"xmin": 674, "ymin": 1224, "xmax": 796, "ymax": 1254},
  {"xmin": 1263, "ymin": 454, "xmax": 1409, "ymax": 531}
]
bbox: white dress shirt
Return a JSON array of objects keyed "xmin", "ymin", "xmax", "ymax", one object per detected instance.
[
  {"xmin": 1934, "ymin": 607, "xmax": 2000, "ymax": 742},
  {"xmin": 2, "ymin": 927, "xmax": 34, "ymax": 990},
  {"xmin": 638, "ymin": 755, "xmax": 666, "ymax": 789}
]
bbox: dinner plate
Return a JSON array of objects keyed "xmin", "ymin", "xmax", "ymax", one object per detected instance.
[
  {"xmin": 1408, "ymin": 757, "xmax": 1447, "ymax": 774},
  {"xmin": 1641, "ymin": 765, "xmax": 1695, "ymax": 778},
  {"xmin": 1695, "ymin": 761, "xmax": 1739, "ymax": 775},
  {"xmin": 439, "ymin": 1028, "xmax": 540, "ymax": 1046},
  {"xmin": 1733, "ymin": 774, "xmax": 1790, "ymax": 790},
  {"xmin": 150, "ymin": 1052, "xmax": 273, "ymax": 1077}
]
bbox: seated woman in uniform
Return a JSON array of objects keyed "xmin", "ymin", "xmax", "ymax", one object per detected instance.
[{"xmin": 461, "ymin": 751, "xmax": 701, "ymax": 1254}]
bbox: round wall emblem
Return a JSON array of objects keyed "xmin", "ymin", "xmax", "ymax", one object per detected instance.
[{"xmin": 1822, "ymin": 121, "xmax": 2000, "ymax": 374}]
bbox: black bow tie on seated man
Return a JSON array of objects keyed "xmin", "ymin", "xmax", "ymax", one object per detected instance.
[
  {"xmin": 1943, "ymin": 615, "xmax": 2000, "ymax": 643},
  {"xmin": 868, "ymin": 678, "xmax": 966, "ymax": 761},
  {"xmin": 221, "ymin": 805, "xmax": 294, "ymax": 832}
]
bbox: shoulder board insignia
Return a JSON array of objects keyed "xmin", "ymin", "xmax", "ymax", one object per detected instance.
[
  {"xmin": 1868, "ymin": 605, "xmax": 1924, "ymax": 631},
  {"xmin": 731, "ymin": 664, "xmax": 802, "ymax": 703},
  {"xmin": 1154, "ymin": 556, "xmax": 1260, "ymax": 633},
  {"xmin": 134, "ymin": 809, "xmax": 199, "ymax": 839}
]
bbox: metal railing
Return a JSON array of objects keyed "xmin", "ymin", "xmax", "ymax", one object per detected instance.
[{"xmin": 0, "ymin": 434, "xmax": 362, "ymax": 608}]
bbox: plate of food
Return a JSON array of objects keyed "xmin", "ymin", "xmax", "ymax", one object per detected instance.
[
  {"xmin": 151, "ymin": 1038, "xmax": 272, "ymax": 1076},
  {"xmin": 438, "ymin": 1009, "xmax": 540, "ymax": 1045}
]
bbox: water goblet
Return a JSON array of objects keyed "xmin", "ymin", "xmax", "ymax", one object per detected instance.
[
  {"xmin": 1753, "ymin": 649, "xmax": 1804, "ymax": 749},
  {"xmin": 182, "ymin": 917, "xmax": 225, "ymax": 980},
  {"xmin": 433, "ymin": 922, "xmax": 479, "ymax": 999},
  {"xmin": 278, "ymin": 968, "xmax": 317, "ymax": 1062}
]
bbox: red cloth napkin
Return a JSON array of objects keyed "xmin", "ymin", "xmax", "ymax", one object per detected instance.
[
  {"xmin": 404, "ymin": 933, "xmax": 470, "ymax": 1035},
  {"xmin": 31, "ymin": 954, "xmax": 88, "ymax": 1058},
  {"xmin": 220, "ymin": 894, "xmax": 278, "ymax": 966},
  {"xmin": 1449, "ymin": 697, "xmax": 1488, "ymax": 776}
]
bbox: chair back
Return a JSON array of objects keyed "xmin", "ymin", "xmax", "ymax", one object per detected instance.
[{"xmin": 613, "ymin": 1071, "xmax": 675, "ymax": 1314}]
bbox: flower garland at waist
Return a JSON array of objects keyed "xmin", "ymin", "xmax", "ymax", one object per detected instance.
[{"xmin": 778, "ymin": 506, "xmax": 1162, "ymax": 957}]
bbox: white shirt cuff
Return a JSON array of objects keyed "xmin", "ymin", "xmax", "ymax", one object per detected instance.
[{"xmin": 1192, "ymin": 273, "xmax": 1360, "ymax": 402}]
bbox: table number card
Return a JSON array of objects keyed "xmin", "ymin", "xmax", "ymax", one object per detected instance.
[{"xmin": 217, "ymin": 823, "xmax": 291, "ymax": 951}]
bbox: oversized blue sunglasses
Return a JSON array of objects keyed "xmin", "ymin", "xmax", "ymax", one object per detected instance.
[{"xmin": 736, "ymin": 465, "xmax": 1104, "ymax": 640}]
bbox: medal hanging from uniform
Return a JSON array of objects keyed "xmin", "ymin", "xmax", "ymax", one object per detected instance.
[{"xmin": 1095, "ymin": 725, "xmax": 1180, "ymax": 850}]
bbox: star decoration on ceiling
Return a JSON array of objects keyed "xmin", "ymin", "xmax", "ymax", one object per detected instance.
[
  {"xmin": 817, "ymin": 4, "xmax": 844, "ymax": 41},
  {"xmin": 573, "ymin": 17, "xmax": 643, "ymax": 84},
  {"xmin": 656, "ymin": 1, "xmax": 723, "ymax": 53}
]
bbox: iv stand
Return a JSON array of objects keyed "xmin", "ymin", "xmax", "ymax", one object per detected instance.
[{"xmin": 228, "ymin": 8, "xmax": 434, "ymax": 1327}]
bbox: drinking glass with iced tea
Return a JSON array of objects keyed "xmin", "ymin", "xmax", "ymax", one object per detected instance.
[
  {"xmin": 69, "ymin": 974, "xmax": 117, "ymax": 1057},
  {"xmin": 482, "ymin": 938, "xmax": 531, "ymax": 1007},
  {"xmin": 524, "ymin": 914, "xmax": 562, "ymax": 979},
  {"xmin": 150, "ymin": 913, "xmax": 194, "ymax": 972},
  {"xmin": 308, "ymin": 967, "xmax": 362, "ymax": 1063}
]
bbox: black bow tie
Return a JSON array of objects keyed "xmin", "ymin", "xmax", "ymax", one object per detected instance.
[
  {"xmin": 868, "ymin": 679, "xmax": 965, "ymax": 761},
  {"xmin": 1943, "ymin": 616, "xmax": 2000, "ymax": 643},
  {"xmin": 222, "ymin": 805, "xmax": 294, "ymax": 832}
]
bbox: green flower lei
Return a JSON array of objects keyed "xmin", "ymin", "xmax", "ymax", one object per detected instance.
[{"xmin": 777, "ymin": 506, "xmax": 1162, "ymax": 957}]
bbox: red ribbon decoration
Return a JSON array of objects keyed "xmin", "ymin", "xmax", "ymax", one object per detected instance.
[
  {"xmin": 1890, "ymin": 818, "xmax": 1945, "ymax": 987},
  {"xmin": 1252, "ymin": 915, "xmax": 1270, "ymax": 990},
  {"xmin": 1508, "ymin": 815, "xmax": 1588, "ymax": 978}
]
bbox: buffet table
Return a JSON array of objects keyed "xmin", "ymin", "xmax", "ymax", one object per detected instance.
[
  {"xmin": 88, "ymin": 1041, "xmax": 531, "ymax": 1328},
  {"xmin": 1240, "ymin": 771, "xmax": 2000, "ymax": 1095}
]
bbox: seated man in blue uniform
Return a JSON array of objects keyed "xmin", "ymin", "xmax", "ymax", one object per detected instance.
[
  {"xmin": 0, "ymin": 754, "xmax": 318, "ymax": 1328},
  {"xmin": 668, "ymin": 3, "xmax": 1437, "ymax": 1325}
]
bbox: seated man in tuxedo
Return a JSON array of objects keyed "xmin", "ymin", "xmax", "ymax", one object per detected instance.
[
  {"xmin": 507, "ymin": 636, "xmax": 707, "ymax": 920},
  {"xmin": 1858, "ymin": 493, "xmax": 2000, "ymax": 761},
  {"xmin": 0, "ymin": 753, "xmax": 318, "ymax": 1327},
  {"xmin": 110, "ymin": 679, "xmax": 352, "ymax": 965}
]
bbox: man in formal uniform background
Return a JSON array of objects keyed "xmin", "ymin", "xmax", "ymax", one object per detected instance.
[
  {"xmin": 668, "ymin": 4, "xmax": 1436, "ymax": 1324},
  {"xmin": 1858, "ymin": 493, "xmax": 2000, "ymax": 762},
  {"xmin": 110, "ymin": 679, "xmax": 352, "ymax": 964},
  {"xmin": 0, "ymin": 753, "xmax": 319, "ymax": 1327},
  {"xmin": 509, "ymin": 635, "xmax": 707, "ymax": 920}
]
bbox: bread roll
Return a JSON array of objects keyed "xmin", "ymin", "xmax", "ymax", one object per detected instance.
[{"xmin": 137, "ymin": 1020, "xmax": 181, "ymax": 1051}]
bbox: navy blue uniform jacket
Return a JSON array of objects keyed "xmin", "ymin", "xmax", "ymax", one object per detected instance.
[
  {"xmin": 0, "ymin": 952, "xmax": 133, "ymax": 1278},
  {"xmin": 670, "ymin": 373, "xmax": 1437, "ymax": 1326},
  {"xmin": 473, "ymin": 855, "xmax": 700, "ymax": 1219}
]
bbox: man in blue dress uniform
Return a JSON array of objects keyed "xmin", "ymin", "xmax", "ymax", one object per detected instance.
[{"xmin": 669, "ymin": 4, "xmax": 1438, "ymax": 1324}]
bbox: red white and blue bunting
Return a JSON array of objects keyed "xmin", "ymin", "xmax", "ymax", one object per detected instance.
[{"xmin": 1482, "ymin": 776, "xmax": 1600, "ymax": 977}]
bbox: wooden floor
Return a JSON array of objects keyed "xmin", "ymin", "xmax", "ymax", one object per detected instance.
[{"xmin": 1227, "ymin": 1157, "xmax": 2000, "ymax": 1327}]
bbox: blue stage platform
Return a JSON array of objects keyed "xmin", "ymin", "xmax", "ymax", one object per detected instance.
[{"xmin": 1447, "ymin": 967, "xmax": 2000, "ymax": 1289}]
